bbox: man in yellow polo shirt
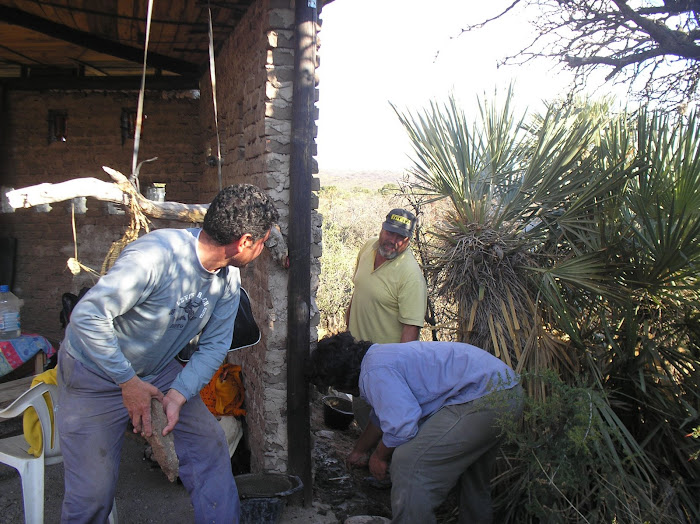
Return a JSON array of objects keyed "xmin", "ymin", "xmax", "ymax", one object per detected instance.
[{"xmin": 346, "ymin": 208, "xmax": 428, "ymax": 429}]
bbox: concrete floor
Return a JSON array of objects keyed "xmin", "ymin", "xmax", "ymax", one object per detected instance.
[{"xmin": 0, "ymin": 426, "xmax": 338, "ymax": 524}]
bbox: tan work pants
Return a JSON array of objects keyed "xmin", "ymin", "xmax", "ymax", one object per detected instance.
[{"xmin": 390, "ymin": 386, "xmax": 524, "ymax": 524}]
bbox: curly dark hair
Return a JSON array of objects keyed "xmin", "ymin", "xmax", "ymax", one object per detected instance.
[
  {"xmin": 203, "ymin": 184, "xmax": 279, "ymax": 245},
  {"xmin": 305, "ymin": 332, "xmax": 373, "ymax": 391}
]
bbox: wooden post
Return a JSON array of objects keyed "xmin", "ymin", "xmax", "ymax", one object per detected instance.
[
  {"xmin": 33, "ymin": 352, "xmax": 46, "ymax": 375},
  {"xmin": 287, "ymin": 0, "xmax": 317, "ymax": 507}
]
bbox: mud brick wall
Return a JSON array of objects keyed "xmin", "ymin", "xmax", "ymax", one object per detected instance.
[{"xmin": 0, "ymin": 90, "xmax": 201, "ymax": 345}]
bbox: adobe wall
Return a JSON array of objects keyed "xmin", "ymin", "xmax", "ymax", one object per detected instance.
[{"xmin": 0, "ymin": 90, "xmax": 202, "ymax": 344}]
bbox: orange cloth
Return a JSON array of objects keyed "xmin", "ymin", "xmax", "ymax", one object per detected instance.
[{"xmin": 200, "ymin": 364, "xmax": 246, "ymax": 417}]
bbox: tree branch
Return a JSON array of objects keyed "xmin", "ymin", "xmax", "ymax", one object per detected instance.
[
  {"xmin": 6, "ymin": 166, "xmax": 208, "ymax": 222},
  {"xmin": 566, "ymin": 48, "xmax": 666, "ymax": 69},
  {"xmin": 6, "ymin": 166, "xmax": 290, "ymax": 268},
  {"xmin": 610, "ymin": 0, "xmax": 700, "ymax": 58}
]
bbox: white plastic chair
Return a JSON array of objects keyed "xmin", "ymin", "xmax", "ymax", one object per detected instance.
[{"xmin": 0, "ymin": 382, "xmax": 118, "ymax": 524}]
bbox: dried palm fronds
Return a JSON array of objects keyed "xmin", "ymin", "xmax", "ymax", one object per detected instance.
[{"xmin": 425, "ymin": 221, "xmax": 577, "ymax": 392}]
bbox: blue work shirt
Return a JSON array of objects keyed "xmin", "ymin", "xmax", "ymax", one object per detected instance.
[{"xmin": 360, "ymin": 341, "xmax": 519, "ymax": 448}]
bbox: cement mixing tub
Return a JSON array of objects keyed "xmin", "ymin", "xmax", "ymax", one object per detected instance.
[{"xmin": 235, "ymin": 472, "xmax": 303, "ymax": 524}]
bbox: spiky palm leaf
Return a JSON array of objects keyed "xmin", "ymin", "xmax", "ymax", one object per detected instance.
[{"xmin": 394, "ymin": 92, "xmax": 627, "ymax": 381}]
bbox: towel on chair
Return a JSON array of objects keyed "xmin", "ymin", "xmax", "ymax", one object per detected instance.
[{"xmin": 22, "ymin": 367, "xmax": 58, "ymax": 457}]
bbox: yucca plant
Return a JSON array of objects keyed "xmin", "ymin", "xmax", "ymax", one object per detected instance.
[
  {"xmin": 393, "ymin": 90, "xmax": 625, "ymax": 383},
  {"xmin": 394, "ymin": 90, "xmax": 700, "ymax": 522}
]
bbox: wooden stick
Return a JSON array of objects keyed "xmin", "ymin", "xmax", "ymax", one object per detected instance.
[{"xmin": 6, "ymin": 166, "xmax": 208, "ymax": 223}]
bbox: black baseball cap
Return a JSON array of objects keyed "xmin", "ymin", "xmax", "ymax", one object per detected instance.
[{"xmin": 382, "ymin": 208, "xmax": 416, "ymax": 238}]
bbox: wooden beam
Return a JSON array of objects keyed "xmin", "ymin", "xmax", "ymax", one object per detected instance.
[
  {"xmin": 6, "ymin": 167, "xmax": 209, "ymax": 223},
  {"xmin": 5, "ymin": 170, "xmax": 290, "ymax": 268},
  {"xmin": 0, "ymin": 5, "xmax": 200, "ymax": 76},
  {"xmin": 287, "ymin": 0, "xmax": 317, "ymax": 508},
  {"xmin": 1, "ymin": 75, "xmax": 200, "ymax": 91}
]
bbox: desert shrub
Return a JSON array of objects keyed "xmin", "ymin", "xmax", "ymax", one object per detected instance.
[{"xmin": 493, "ymin": 371, "xmax": 679, "ymax": 524}]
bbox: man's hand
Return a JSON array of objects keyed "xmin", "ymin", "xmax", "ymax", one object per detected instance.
[
  {"xmin": 345, "ymin": 420, "xmax": 383, "ymax": 470},
  {"xmin": 369, "ymin": 440, "xmax": 394, "ymax": 481},
  {"xmin": 119, "ymin": 376, "xmax": 164, "ymax": 437},
  {"xmin": 369, "ymin": 451, "xmax": 389, "ymax": 481},
  {"xmin": 346, "ymin": 449, "xmax": 370, "ymax": 469},
  {"xmin": 161, "ymin": 389, "xmax": 187, "ymax": 436}
]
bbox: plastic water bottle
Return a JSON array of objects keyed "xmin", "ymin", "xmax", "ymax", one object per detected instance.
[{"xmin": 0, "ymin": 284, "xmax": 21, "ymax": 340}]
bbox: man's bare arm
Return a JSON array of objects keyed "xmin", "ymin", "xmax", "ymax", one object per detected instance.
[{"xmin": 400, "ymin": 323, "xmax": 420, "ymax": 342}]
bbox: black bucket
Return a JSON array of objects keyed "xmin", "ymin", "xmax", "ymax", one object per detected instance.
[
  {"xmin": 235, "ymin": 473, "xmax": 303, "ymax": 524},
  {"xmin": 322, "ymin": 395, "xmax": 354, "ymax": 430}
]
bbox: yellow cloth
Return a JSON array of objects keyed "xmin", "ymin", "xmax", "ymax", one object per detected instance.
[{"xmin": 22, "ymin": 367, "xmax": 58, "ymax": 457}]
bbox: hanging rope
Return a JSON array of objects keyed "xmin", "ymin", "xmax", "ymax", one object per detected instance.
[
  {"xmin": 67, "ymin": 200, "xmax": 100, "ymax": 279},
  {"xmin": 67, "ymin": 1, "xmax": 221, "ymax": 276},
  {"xmin": 207, "ymin": 4, "xmax": 223, "ymax": 191},
  {"xmin": 99, "ymin": 0, "xmax": 154, "ymax": 273},
  {"xmin": 101, "ymin": 180, "xmax": 151, "ymax": 275},
  {"xmin": 130, "ymin": 0, "xmax": 155, "ymax": 189}
]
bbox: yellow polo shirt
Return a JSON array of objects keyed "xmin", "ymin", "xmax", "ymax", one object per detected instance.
[{"xmin": 348, "ymin": 237, "xmax": 427, "ymax": 343}]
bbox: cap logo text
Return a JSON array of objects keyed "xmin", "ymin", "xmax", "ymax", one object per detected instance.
[{"xmin": 390, "ymin": 214, "xmax": 411, "ymax": 226}]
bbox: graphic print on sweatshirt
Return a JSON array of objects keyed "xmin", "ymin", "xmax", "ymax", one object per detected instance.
[{"xmin": 169, "ymin": 291, "xmax": 210, "ymax": 330}]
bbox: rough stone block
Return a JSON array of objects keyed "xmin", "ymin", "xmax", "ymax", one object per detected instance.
[
  {"xmin": 267, "ymin": 48, "xmax": 294, "ymax": 67},
  {"xmin": 145, "ymin": 398, "xmax": 179, "ymax": 482}
]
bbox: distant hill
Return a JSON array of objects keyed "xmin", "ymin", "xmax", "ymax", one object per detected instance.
[{"xmin": 317, "ymin": 167, "xmax": 409, "ymax": 190}]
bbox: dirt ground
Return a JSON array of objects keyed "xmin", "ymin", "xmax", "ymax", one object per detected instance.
[
  {"xmin": 0, "ymin": 391, "xmax": 392, "ymax": 524},
  {"xmin": 306, "ymin": 392, "xmax": 393, "ymax": 522}
]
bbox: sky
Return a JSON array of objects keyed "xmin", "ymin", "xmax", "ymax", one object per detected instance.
[{"xmin": 315, "ymin": 0, "xmax": 581, "ymax": 171}]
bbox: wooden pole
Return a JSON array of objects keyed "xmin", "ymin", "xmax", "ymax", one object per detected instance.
[{"xmin": 287, "ymin": 0, "xmax": 317, "ymax": 507}]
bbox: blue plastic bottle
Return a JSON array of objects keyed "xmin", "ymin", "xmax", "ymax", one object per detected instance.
[{"xmin": 0, "ymin": 284, "xmax": 21, "ymax": 340}]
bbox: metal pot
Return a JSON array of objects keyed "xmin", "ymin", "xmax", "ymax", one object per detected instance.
[{"xmin": 322, "ymin": 395, "xmax": 354, "ymax": 430}]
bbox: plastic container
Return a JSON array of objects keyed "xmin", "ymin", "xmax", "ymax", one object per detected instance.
[
  {"xmin": 235, "ymin": 473, "xmax": 303, "ymax": 524},
  {"xmin": 145, "ymin": 183, "xmax": 166, "ymax": 202},
  {"xmin": 0, "ymin": 284, "xmax": 21, "ymax": 340}
]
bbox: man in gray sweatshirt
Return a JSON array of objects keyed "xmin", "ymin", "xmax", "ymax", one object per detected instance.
[{"xmin": 57, "ymin": 184, "xmax": 278, "ymax": 524}]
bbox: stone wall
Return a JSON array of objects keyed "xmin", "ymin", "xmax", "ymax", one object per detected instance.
[{"xmin": 198, "ymin": 0, "xmax": 321, "ymax": 472}]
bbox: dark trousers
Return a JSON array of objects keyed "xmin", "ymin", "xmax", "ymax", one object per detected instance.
[{"xmin": 56, "ymin": 351, "xmax": 239, "ymax": 523}]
